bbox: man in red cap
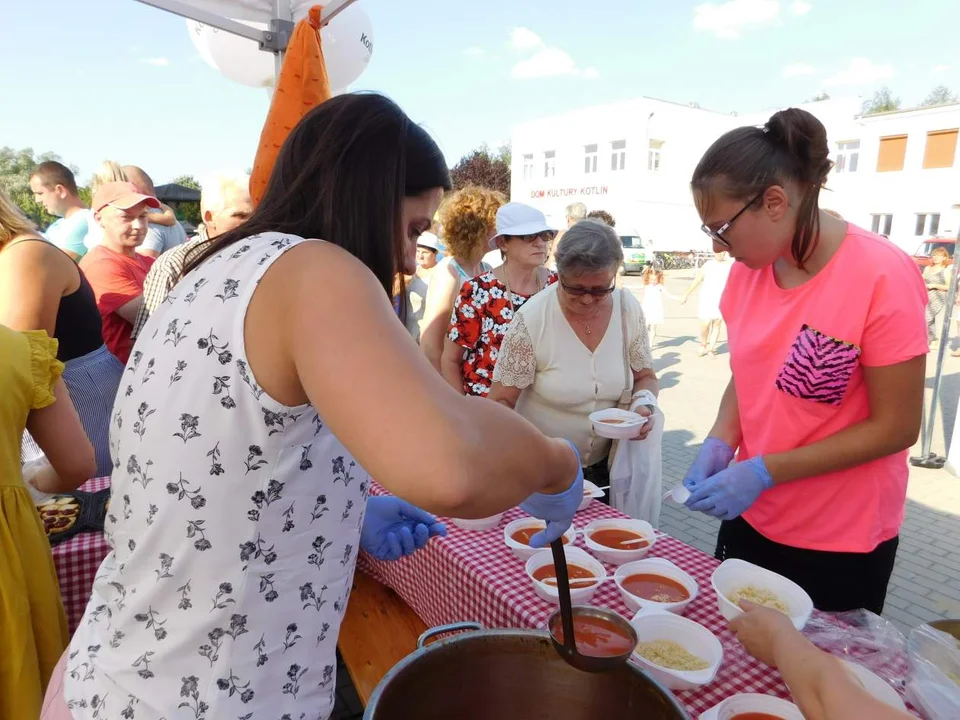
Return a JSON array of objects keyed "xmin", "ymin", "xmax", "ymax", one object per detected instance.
[{"xmin": 79, "ymin": 181, "xmax": 159, "ymax": 363}]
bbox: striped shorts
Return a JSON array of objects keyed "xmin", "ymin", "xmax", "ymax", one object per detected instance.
[{"xmin": 22, "ymin": 344, "xmax": 124, "ymax": 478}]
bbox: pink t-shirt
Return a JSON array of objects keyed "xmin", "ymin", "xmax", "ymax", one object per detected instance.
[{"xmin": 721, "ymin": 225, "xmax": 928, "ymax": 552}]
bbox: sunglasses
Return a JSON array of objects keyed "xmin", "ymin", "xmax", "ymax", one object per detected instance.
[
  {"xmin": 507, "ymin": 231, "xmax": 556, "ymax": 243},
  {"xmin": 700, "ymin": 189, "xmax": 766, "ymax": 249},
  {"xmin": 560, "ymin": 278, "xmax": 616, "ymax": 297}
]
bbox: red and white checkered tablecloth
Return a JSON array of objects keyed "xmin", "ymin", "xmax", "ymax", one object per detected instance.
[
  {"xmin": 358, "ymin": 484, "xmax": 795, "ymax": 718},
  {"xmin": 52, "ymin": 476, "xmax": 112, "ymax": 635}
]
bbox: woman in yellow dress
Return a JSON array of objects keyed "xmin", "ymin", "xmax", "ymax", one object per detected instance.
[{"xmin": 0, "ymin": 325, "xmax": 95, "ymax": 718}]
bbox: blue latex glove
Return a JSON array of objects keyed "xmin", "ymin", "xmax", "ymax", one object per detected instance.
[
  {"xmin": 685, "ymin": 456, "xmax": 773, "ymax": 521},
  {"xmin": 360, "ymin": 496, "xmax": 447, "ymax": 561},
  {"xmin": 682, "ymin": 437, "xmax": 735, "ymax": 491},
  {"xmin": 519, "ymin": 440, "xmax": 584, "ymax": 548}
]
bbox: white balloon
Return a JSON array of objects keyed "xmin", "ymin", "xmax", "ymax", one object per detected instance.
[
  {"xmin": 186, "ymin": 5, "xmax": 373, "ymax": 90},
  {"xmin": 320, "ymin": 4, "xmax": 373, "ymax": 91}
]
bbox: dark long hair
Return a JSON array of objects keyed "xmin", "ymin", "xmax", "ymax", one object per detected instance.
[
  {"xmin": 691, "ymin": 108, "xmax": 833, "ymax": 268},
  {"xmin": 184, "ymin": 93, "xmax": 451, "ymax": 297}
]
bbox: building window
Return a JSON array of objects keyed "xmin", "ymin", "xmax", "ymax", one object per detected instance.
[
  {"xmin": 922, "ymin": 129, "xmax": 958, "ymax": 169},
  {"xmin": 522, "ymin": 154, "xmax": 534, "ymax": 180},
  {"xmin": 835, "ymin": 140, "xmax": 860, "ymax": 173},
  {"xmin": 648, "ymin": 139, "xmax": 664, "ymax": 171},
  {"xmin": 870, "ymin": 214, "xmax": 894, "ymax": 236},
  {"xmin": 915, "ymin": 213, "xmax": 942, "ymax": 236},
  {"xmin": 611, "ymin": 140, "xmax": 626, "ymax": 171},
  {"xmin": 544, "ymin": 150, "xmax": 555, "ymax": 178},
  {"xmin": 584, "ymin": 144, "xmax": 598, "ymax": 174},
  {"xmin": 876, "ymin": 135, "xmax": 908, "ymax": 172}
]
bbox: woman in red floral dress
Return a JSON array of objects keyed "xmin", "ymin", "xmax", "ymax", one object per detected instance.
[{"xmin": 443, "ymin": 203, "xmax": 557, "ymax": 396}]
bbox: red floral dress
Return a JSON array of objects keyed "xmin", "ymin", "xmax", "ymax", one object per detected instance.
[{"xmin": 447, "ymin": 271, "xmax": 557, "ymax": 396}]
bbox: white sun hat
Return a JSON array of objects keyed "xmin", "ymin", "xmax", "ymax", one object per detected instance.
[
  {"xmin": 416, "ymin": 231, "xmax": 442, "ymax": 252},
  {"xmin": 489, "ymin": 202, "xmax": 556, "ymax": 249}
]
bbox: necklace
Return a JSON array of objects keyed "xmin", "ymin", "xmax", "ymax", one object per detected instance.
[{"xmin": 500, "ymin": 262, "xmax": 545, "ymax": 313}]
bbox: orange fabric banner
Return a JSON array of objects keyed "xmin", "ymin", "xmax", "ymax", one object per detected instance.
[{"xmin": 249, "ymin": 5, "xmax": 332, "ymax": 204}]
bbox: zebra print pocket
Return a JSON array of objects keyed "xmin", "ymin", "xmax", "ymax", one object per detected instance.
[{"xmin": 775, "ymin": 325, "xmax": 861, "ymax": 407}]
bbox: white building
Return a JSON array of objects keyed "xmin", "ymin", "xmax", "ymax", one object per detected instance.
[{"xmin": 510, "ymin": 96, "xmax": 960, "ymax": 253}]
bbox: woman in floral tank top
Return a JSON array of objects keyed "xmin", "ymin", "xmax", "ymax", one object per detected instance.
[
  {"xmin": 443, "ymin": 203, "xmax": 557, "ymax": 396},
  {"xmin": 42, "ymin": 95, "xmax": 585, "ymax": 720}
]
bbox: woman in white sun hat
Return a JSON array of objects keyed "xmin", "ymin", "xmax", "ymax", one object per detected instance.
[{"xmin": 442, "ymin": 202, "xmax": 557, "ymax": 396}]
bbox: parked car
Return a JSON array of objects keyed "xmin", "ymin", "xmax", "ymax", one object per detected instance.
[
  {"xmin": 913, "ymin": 238, "xmax": 955, "ymax": 267},
  {"xmin": 620, "ymin": 232, "xmax": 653, "ymax": 274}
]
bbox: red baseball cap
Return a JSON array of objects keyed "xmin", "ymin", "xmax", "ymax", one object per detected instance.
[{"xmin": 92, "ymin": 181, "xmax": 160, "ymax": 213}]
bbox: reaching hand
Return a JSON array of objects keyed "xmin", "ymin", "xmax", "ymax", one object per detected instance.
[
  {"xmin": 685, "ymin": 456, "xmax": 772, "ymax": 521},
  {"xmin": 519, "ymin": 440, "xmax": 583, "ymax": 548},
  {"xmin": 728, "ymin": 600, "xmax": 796, "ymax": 667},
  {"xmin": 682, "ymin": 437, "xmax": 735, "ymax": 491},
  {"xmin": 360, "ymin": 496, "xmax": 447, "ymax": 561}
]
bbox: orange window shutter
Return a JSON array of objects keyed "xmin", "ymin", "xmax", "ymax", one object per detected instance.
[
  {"xmin": 922, "ymin": 130, "xmax": 959, "ymax": 169},
  {"xmin": 876, "ymin": 135, "xmax": 908, "ymax": 172}
]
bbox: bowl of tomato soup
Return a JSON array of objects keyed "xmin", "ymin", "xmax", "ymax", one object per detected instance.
[
  {"xmin": 503, "ymin": 518, "xmax": 577, "ymax": 562},
  {"xmin": 525, "ymin": 547, "xmax": 606, "ymax": 605},
  {"xmin": 583, "ymin": 519, "xmax": 656, "ymax": 564},
  {"xmin": 615, "ymin": 558, "xmax": 698, "ymax": 614},
  {"xmin": 700, "ymin": 693, "xmax": 804, "ymax": 720}
]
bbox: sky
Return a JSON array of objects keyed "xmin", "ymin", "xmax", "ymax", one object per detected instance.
[{"xmin": 3, "ymin": 0, "xmax": 959, "ymax": 185}]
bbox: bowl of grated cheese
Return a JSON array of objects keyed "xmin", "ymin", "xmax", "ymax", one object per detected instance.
[
  {"xmin": 628, "ymin": 608, "xmax": 723, "ymax": 690},
  {"xmin": 711, "ymin": 559, "xmax": 813, "ymax": 630}
]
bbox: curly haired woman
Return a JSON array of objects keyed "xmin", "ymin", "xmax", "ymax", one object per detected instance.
[{"xmin": 420, "ymin": 185, "xmax": 505, "ymax": 370}]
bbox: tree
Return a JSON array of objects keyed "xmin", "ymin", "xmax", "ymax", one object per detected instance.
[
  {"xmin": 169, "ymin": 174, "xmax": 202, "ymax": 227},
  {"xmin": 450, "ymin": 143, "xmax": 511, "ymax": 197},
  {"xmin": 807, "ymin": 92, "xmax": 830, "ymax": 102},
  {"xmin": 921, "ymin": 85, "xmax": 959, "ymax": 108},
  {"xmin": 861, "ymin": 86, "xmax": 901, "ymax": 115},
  {"xmin": 0, "ymin": 146, "xmax": 75, "ymax": 229}
]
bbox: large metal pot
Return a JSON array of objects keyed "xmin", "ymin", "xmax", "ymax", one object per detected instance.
[{"xmin": 364, "ymin": 623, "xmax": 690, "ymax": 720}]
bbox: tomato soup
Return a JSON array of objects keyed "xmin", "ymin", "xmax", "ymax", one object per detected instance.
[
  {"xmin": 552, "ymin": 614, "xmax": 634, "ymax": 657},
  {"xmin": 589, "ymin": 528, "xmax": 648, "ymax": 550},
  {"xmin": 730, "ymin": 714, "xmax": 784, "ymax": 720},
  {"xmin": 532, "ymin": 563, "xmax": 597, "ymax": 586},
  {"xmin": 599, "ymin": 418, "xmax": 625, "ymax": 424},
  {"xmin": 511, "ymin": 527, "xmax": 570, "ymax": 546},
  {"xmin": 621, "ymin": 573, "xmax": 690, "ymax": 603}
]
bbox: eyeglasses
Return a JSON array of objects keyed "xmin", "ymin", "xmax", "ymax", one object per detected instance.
[
  {"xmin": 508, "ymin": 231, "xmax": 556, "ymax": 243},
  {"xmin": 559, "ymin": 278, "xmax": 616, "ymax": 297},
  {"xmin": 699, "ymin": 189, "xmax": 766, "ymax": 249}
]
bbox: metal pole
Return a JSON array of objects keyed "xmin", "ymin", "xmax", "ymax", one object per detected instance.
[{"xmin": 910, "ymin": 226, "xmax": 960, "ymax": 469}]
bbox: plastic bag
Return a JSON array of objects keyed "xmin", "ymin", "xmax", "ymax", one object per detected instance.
[
  {"xmin": 906, "ymin": 624, "xmax": 960, "ymax": 719},
  {"xmin": 610, "ymin": 408, "xmax": 663, "ymax": 526},
  {"xmin": 21, "ymin": 456, "xmax": 56, "ymax": 504},
  {"xmin": 802, "ymin": 610, "xmax": 907, "ymax": 693}
]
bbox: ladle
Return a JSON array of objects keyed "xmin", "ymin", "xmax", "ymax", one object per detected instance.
[{"xmin": 545, "ymin": 538, "xmax": 638, "ymax": 673}]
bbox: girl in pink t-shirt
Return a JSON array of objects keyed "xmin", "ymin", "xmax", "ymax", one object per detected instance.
[{"xmin": 682, "ymin": 108, "xmax": 928, "ymax": 614}]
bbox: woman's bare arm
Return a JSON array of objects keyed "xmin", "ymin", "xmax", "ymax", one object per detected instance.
[
  {"xmin": 440, "ymin": 337, "xmax": 467, "ymax": 394},
  {"xmin": 488, "ymin": 382, "xmax": 522, "ymax": 410},
  {"xmin": 708, "ymin": 377, "xmax": 743, "ymax": 450},
  {"xmin": 0, "ymin": 240, "xmax": 65, "ymax": 336},
  {"xmin": 26, "ymin": 378, "xmax": 96, "ymax": 493},
  {"xmin": 420, "ymin": 266, "xmax": 458, "ymax": 371},
  {"xmin": 275, "ymin": 243, "xmax": 577, "ymax": 518}
]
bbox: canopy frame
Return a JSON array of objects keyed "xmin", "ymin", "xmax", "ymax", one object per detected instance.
[{"xmin": 134, "ymin": 0, "xmax": 359, "ymax": 74}]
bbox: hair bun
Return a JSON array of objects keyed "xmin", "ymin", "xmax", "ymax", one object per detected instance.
[{"xmin": 764, "ymin": 108, "xmax": 832, "ymax": 185}]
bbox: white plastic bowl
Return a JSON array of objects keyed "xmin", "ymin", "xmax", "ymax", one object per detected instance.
[
  {"xmin": 525, "ymin": 547, "xmax": 606, "ymax": 606},
  {"xmin": 711, "ymin": 558, "xmax": 813, "ymax": 631},
  {"xmin": 700, "ymin": 693, "xmax": 804, "ymax": 720},
  {"xmin": 582, "ymin": 518, "xmax": 656, "ymax": 565},
  {"xmin": 503, "ymin": 518, "xmax": 577, "ymax": 562},
  {"xmin": 589, "ymin": 408, "xmax": 648, "ymax": 440},
  {"xmin": 451, "ymin": 513, "xmax": 503, "ymax": 532},
  {"xmin": 614, "ymin": 558, "xmax": 697, "ymax": 614},
  {"xmin": 578, "ymin": 479, "xmax": 605, "ymax": 512},
  {"xmin": 628, "ymin": 608, "xmax": 723, "ymax": 690},
  {"xmin": 843, "ymin": 660, "xmax": 907, "ymax": 712}
]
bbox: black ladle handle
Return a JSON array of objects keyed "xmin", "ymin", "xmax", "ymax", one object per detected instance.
[{"xmin": 550, "ymin": 537, "xmax": 576, "ymax": 653}]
